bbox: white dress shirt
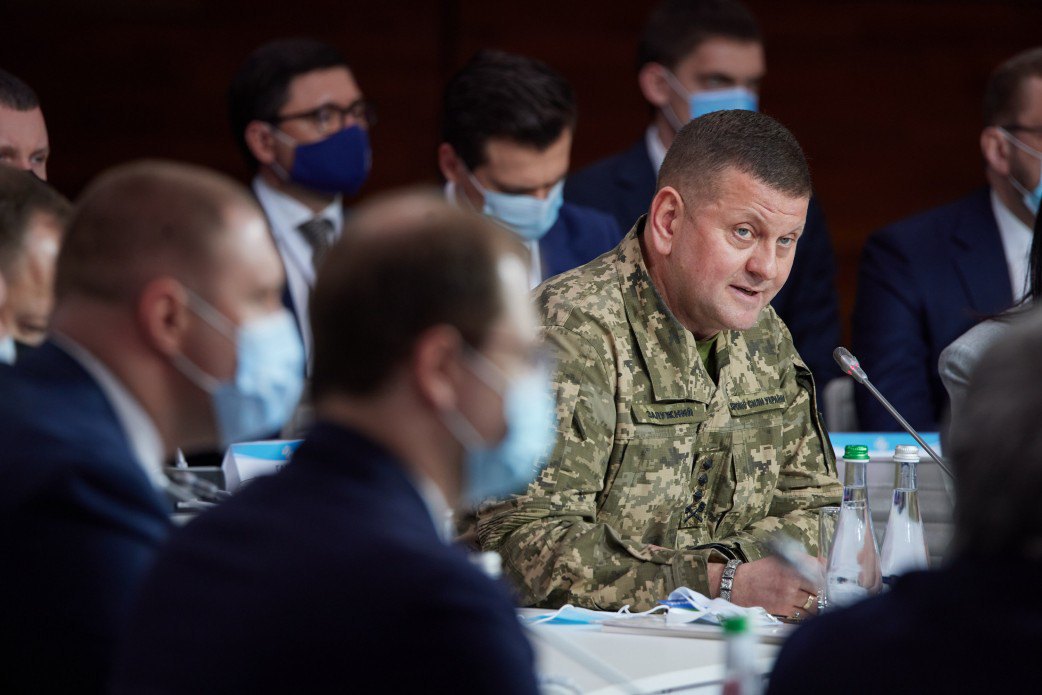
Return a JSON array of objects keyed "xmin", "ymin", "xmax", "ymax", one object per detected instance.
[
  {"xmin": 645, "ymin": 124, "xmax": 668, "ymax": 175},
  {"xmin": 991, "ymin": 190, "xmax": 1033, "ymax": 302},
  {"xmin": 253, "ymin": 176, "xmax": 343, "ymax": 359},
  {"xmin": 52, "ymin": 334, "xmax": 166, "ymax": 491}
]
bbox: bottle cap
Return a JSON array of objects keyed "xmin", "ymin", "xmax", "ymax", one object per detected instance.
[
  {"xmin": 893, "ymin": 445, "xmax": 920, "ymax": 463},
  {"xmin": 721, "ymin": 615, "xmax": 748, "ymax": 634},
  {"xmin": 843, "ymin": 444, "xmax": 870, "ymax": 461}
]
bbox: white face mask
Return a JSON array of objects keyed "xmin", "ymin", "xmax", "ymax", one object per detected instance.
[{"xmin": 1000, "ymin": 128, "xmax": 1042, "ymax": 215}]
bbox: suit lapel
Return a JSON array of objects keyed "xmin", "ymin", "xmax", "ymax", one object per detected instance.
[
  {"xmin": 951, "ymin": 189, "xmax": 1015, "ymax": 315},
  {"xmin": 612, "ymin": 139, "xmax": 657, "ymax": 200}
]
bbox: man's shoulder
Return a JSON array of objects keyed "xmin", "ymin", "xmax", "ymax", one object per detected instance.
[
  {"xmin": 870, "ymin": 187, "xmax": 994, "ymax": 249},
  {"xmin": 557, "ymin": 201, "xmax": 621, "ymax": 236},
  {"xmin": 534, "ymin": 248, "xmax": 626, "ymax": 332},
  {"xmin": 566, "ymin": 140, "xmax": 651, "ymax": 191}
]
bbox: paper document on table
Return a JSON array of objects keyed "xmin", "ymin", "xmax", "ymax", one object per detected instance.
[{"xmin": 600, "ymin": 614, "xmax": 795, "ymax": 645}]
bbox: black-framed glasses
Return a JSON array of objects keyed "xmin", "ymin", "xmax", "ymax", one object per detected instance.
[{"xmin": 272, "ymin": 99, "xmax": 377, "ymax": 135}]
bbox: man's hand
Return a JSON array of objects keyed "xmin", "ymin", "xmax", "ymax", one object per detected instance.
[{"xmin": 729, "ymin": 556, "xmax": 818, "ymax": 618}]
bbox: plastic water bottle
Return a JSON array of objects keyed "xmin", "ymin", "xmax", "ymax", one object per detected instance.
[
  {"xmin": 880, "ymin": 445, "xmax": 929, "ymax": 587},
  {"xmin": 825, "ymin": 444, "xmax": 881, "ymax": 608},
  {"xmin": 722, "ymin": 615, "xmax": 761, "ymax": 695}
]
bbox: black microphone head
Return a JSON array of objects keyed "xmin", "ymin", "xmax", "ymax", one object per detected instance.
[{"xmin": 833, "ymin": 347, "xmax": 868, "ymax": 384}]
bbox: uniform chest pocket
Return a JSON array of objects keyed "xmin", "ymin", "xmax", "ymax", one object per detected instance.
[
  {"xmin": 708, "ymin": 413, "xmax": 785, "ymax": 538},
  {"xmin": 598, "ymin": 410, "xmax": 701, "ymax": 544}
]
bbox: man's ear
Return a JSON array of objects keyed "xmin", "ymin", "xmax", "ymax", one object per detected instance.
[
  {"xmin": 638, "ymin": 62, "xmax": 673, "ymax": 108},
  {"xmin": 411, "ymin": 324, "xmax": 465, "ymax": 412},
  {"xmin": 646, "ymin": 186, "xmax": 684, "ymax": 258},
  {"xmin": 437, "ymin": 143, "xmax": 465, "ymax": 184},
  {"xmin": 245, "ymin": 121, "xmax": 278, "ymax": 167},
  {"xmin": 137, "ymin": 277, "xmax": 191, "ymax": 358},
  {"xmin": 982, "ymin": 126, "xmax": 1013, "ymax": 177}
]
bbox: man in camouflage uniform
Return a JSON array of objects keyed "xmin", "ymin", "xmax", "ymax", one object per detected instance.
[{"xmin": 477, "ymin": 110, "xmax": 842, "ymax": 617}]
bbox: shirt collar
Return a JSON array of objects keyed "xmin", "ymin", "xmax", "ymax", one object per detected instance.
[
  {"xmin": 990, "ymin": 189, "xmax": 1033, "ymax": 302},
  {"xmin": 253, "ymin": 175, "xmax": 343, "ymax": 242},
  {"xmin": 645, "ymin": 124, "xmax": 668, "ymax": 175},
  {"xmin": 51, "ymin": 334, "xmax": 167, "ymax": 491},
  {"xmin": 410, "ymin": 472, "xmax": 453, "ymax": 544}
]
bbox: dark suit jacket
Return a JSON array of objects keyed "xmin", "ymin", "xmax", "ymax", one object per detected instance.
[
  {"xmin": 112, "ymin": 422, "xmax": 539, "ymax": 694},
  {"xmin": 565, "ymin": 138, "xmax": 841, "ymax": 390},
  {"xmin": 852, "ymin": 188, "xmax": 1012, "ymax": 431},
  {"xmin": 539, "ymin": 201, "xmax": 621, "ymax": 281},
  {"xmin": 768, "ymin": 557, "xmax": 1042, "ymax": 694},
  {"xmin": 0, "ymin": 342, "xmax": 171, "ymax": 693}
]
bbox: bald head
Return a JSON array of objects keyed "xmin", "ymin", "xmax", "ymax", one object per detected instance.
[
  {"xmin": 310, "ymin": 189, "xmax": 524, "ymax": 399},
  {"xmin": 56, "ymin": 160, "xmax": 264, "ymax": 303}
]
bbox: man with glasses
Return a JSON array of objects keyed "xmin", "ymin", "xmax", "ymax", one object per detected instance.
[
  {"xmin": 853, "ymin": 47, "xmax": 1042, "ymax": 432},
  {"xmin": 229, "ymin": 38, "xmax": 374, "ymax": 360}
]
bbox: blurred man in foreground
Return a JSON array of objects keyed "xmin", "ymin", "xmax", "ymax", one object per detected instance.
[
  {"xmin": 113, "ymin": 192, "xmax": 544, "ymax": 694},
  {"xmin": 771, "ymin": 307, "xmax": 1042, "ymax": 693},
  {"xmin": 0, "ymin": 160, "xmax": 303, "ymax": 693}
]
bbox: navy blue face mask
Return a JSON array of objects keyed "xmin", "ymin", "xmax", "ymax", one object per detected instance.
[{"xmin": 274, "ymin": 124, "xmax": 372, "ymax": 196}]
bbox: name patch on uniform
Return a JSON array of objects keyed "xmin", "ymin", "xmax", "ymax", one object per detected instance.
[
  {"xmin": 728, "ymin": 391, "xmax": 787, "ymax": 416},
  {"xmin": 632, "ymin": 402, "xmax": 707, "ymax": 425}
]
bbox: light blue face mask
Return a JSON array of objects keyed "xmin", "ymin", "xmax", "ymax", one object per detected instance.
[
  {"xmin": 443, "ymin": 349, "xmax": 556, "ymax": 508},
  {"xmin": 661, "ymin": 69, "xmax": 758, "ymax": 129},
  {"xmin": 173, "ymin": 291, "xmax": 305, "ymax": 448},
  {"xmin": 0, "ymin": 335, "xmax": 15, "ymax": 365},
  {"xmin": 1001, "ymin": 128, "xmax": 1042, "ymax": 215},
  {"xmin": 467, "ymin": 174, "xmax": 564, "ymax": 242}
]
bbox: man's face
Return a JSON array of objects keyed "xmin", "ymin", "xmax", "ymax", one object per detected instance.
[
  {"xmin": 664, "ymin": 38, "xmax": 765, "ymax": 123},
  {"xmin": 661, "ymin": 167, "xmax": 808, "ymax": 339},
  {"xmin": 1004, "ymin": 76, "xmax": 1042, "ymax": 204},
  {"xmin": 270, "ymin": 67, "xmax": 365, "ymax": 174},
  {"xmin": 455, "ymin": 254, "xmax": 540, "ymax": 445},
  {"xmin": 0, "ymin": 105, "xmax": 49, "ymax": 180},
  {"xmin": 180, "ymin": 203, "xmax": 287, "ymax": 384},
  {"xmin": 0, "ymin": 211, "xmax": 62, "ymax": 345},
  {"xmin": 461, "ymin": 130, "xmax": 572, "ymax": 208}
]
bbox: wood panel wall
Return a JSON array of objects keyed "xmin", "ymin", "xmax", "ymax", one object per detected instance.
[{"xmin": 5, "ymin": 0, "xmax": 1042, "ymax": 341}]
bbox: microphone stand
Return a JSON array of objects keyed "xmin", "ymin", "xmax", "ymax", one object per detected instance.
[{"xmin": 832, "ymin": 347, "xmax": 953, "ymax": 479}]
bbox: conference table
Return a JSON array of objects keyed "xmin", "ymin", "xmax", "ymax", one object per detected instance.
[{"xmin": 520, "ymin": 608, "xmax": 781, "ymax": 694}]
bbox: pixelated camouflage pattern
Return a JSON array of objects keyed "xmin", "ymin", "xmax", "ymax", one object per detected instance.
[{"xmin": 476, "ymin": 221, "xmax": 841, "ymax": 611}]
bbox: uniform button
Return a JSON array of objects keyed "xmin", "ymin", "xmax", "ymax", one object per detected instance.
[
  {"xmin": 698, "ymin": 473, "xmax": 708, "ymax": 485},
  {"xmin": 694, "ymin": 490, "xmax": 703, "ymax": 501},
  {"xmin": 697, "ymin": 501, "xmax": 706, "ymax": 512},
  {"xmin": 702, "ymin": 460, "xmax": 712, "ymax": 470}
]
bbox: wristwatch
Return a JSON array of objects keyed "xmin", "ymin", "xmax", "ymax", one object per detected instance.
[{"xmin": 719, "ymin": 558, "xmax": 742, "ymax": 602}]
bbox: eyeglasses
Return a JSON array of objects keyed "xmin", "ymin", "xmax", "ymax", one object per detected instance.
[{"xmin": 272, "ymin": 99, "xmax": 377, "ymax": 135}]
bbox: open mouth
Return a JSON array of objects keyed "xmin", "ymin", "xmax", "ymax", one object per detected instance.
[{"xmin": 732, "ymin": 285, "xmax": 759, "ymax": 297}]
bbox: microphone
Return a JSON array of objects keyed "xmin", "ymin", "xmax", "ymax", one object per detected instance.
[{"xmin": 832, "ymin": 347, "xmax": 953, "ymax": 478}]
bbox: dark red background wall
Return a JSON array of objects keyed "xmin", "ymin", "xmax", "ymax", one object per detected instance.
[{"xmin": 5, "ymin": 0, "xmax": 1042, "ymax": 341}]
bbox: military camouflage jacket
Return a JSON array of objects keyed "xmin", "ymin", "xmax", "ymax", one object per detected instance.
[{"xmin": 477, "ymin": 223, "xmax": 841, "ymax": 611}]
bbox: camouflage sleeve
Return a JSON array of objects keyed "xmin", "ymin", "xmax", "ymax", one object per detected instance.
[
  {"xmin": 476, "ymin": 324, "xmax": 727, "ymax": 611},
  {"xmin": 722, "ymin": 367, "xmax": 842, "ymax": 561}
]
